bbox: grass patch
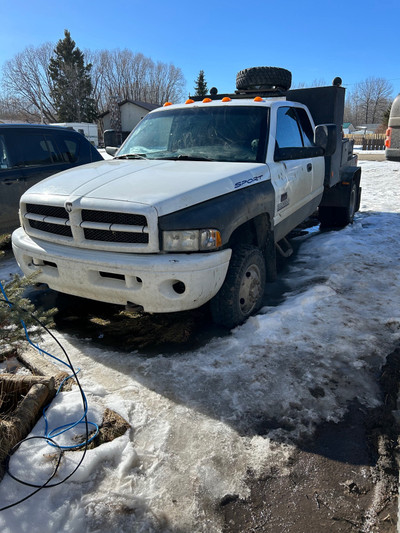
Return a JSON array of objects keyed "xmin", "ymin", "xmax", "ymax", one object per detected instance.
[{"xmin": 0, "ymin": 234, "xmax": 11, "ymax": 252}]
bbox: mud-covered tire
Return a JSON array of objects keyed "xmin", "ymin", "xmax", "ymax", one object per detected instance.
[
  {"xmin": 210, "ymin": 245, "xmax": 266, "ymax": 329},
  {"xmin": 236, "ymin": 67, "xmax": 292, "ymax": 92},
  {"xmin": 319, "ymin": 182, "xmax": 358, "ymax": 228}
]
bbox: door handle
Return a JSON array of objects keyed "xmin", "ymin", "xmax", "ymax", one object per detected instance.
[{"xmin": 307, "ymin": 163, "xmax": 312, "ymax": 172}]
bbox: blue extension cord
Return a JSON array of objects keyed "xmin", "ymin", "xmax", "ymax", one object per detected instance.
[{"xmin": 0, "ymin": 279, "xmax": 99, "ymax": 449}]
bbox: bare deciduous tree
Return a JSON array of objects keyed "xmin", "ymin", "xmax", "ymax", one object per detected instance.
[
  {"xmin": 345, "ymin": 77, "xmax": 393, "ymax": 126},
  {"xmin": 148, "ymin": 62, "xmax": 185, "ymax": 104},
  {"xmin": 88, "ymin": 49, "xmax": 185, "ymax": 111},
  {"xmin": 0, "ymin": 94, "xmax": 38, "ymax": 122},
  {"xmin": 1, "ymin": 43, "xmax": 57, "ymax": 122}
]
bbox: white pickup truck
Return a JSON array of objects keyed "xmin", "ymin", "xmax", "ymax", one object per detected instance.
[{"xmin": 12, "ymin": 67, "xmax": 361, "ymax": 328}]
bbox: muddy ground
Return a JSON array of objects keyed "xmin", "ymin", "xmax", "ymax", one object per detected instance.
[{"xmin": 221, "ymin": 349, "xmax": 400, "ymax": 533}]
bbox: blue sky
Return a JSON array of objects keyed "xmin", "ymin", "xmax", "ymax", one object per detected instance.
[{"xmin": 1, "ymin": 0, "xmax": 399, "ymax": 100}]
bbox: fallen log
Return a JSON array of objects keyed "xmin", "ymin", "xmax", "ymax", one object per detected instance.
[{"xmin": 0, "ymin": 376, "xmax": 55, "ymax": 481}]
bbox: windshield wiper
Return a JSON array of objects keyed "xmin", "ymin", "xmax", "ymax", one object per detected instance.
[
  {"xmin": 114, "ymin": 153, "xmax": 147, "ymax": 160},
  {"xmin": 157, "ymin": 154, "xmax": 213, "ymax": 161}
]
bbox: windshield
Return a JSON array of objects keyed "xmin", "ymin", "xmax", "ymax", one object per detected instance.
[{"xmin": 116, "ymin": 106, "xmax": 269, "ymax": 163}]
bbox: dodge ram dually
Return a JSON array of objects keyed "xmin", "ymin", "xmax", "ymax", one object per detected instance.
[{"xmin": 12, "ymin": 67, "xmax": 361, "ymax": 328}]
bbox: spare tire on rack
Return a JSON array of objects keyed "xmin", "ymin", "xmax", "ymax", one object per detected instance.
[{"xmin": 236, "ymin": 66, "xmax": 292, "ymax": 92}]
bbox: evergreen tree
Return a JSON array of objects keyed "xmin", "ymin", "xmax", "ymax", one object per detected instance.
[
  {"xmin": 48, "ymin": 30, "xmax": 97, "ymax": 122},
  {"xmin": 194, "ymin": 70, "xmax": 208, "ymax": 97}
]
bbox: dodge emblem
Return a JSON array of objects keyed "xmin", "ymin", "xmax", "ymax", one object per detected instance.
[{"xmin": 65, "ymin": 202, "xmax": 73, "ymax": 213}]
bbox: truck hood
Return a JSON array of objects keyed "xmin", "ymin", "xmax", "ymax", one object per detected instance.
[{"xmin": 22, "ymin": 159, "xmax": 270, "ymax": 216}]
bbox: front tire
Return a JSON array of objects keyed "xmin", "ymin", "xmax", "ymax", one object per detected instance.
[{"xmin": 210, "ymin": 245, "xmax": 266, "ymax": 329}]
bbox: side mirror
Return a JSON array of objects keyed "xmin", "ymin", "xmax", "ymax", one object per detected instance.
[
  {"xmin": 105, "ymin": 146, "xmax": 118, "ymax": 157},
  {"xmin": 314, "ymin": 124, "xmax": 337, "ymax": 157}
]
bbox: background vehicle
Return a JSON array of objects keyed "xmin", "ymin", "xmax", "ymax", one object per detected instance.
[
  {"xmin": 385, "ymin": 94, "xmax": 400, "ymax": 161},
  {"xmin": 0, "ymin": 124, "xmax": 103, "ymax": 234},
  {"xmin": 50, "ymin": 122, "xmax": 99, "ymax": 147},
  {"xmin": 12, "ymin": 67, "xmax": 361, "ymax": 328}
]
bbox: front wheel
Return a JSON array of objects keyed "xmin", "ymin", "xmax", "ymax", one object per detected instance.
[{"xmin": 210, "ymin": 245, "xmax": 266, "ymax": 329}]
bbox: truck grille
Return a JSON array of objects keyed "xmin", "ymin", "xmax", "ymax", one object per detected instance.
[{"xmin": 23, "ymin": 203, "xmax": 152, "ymax": 250}]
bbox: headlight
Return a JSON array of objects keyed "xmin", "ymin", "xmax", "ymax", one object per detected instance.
[{"xmin": 163, "ymin": 229, "xmax": 222, "ymax": 252}]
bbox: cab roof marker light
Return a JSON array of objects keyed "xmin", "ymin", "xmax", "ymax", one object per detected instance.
[
  {"xmin": 254, "ymin": 96, "xmax": 263, "ymax": 102},
  {"xmin": 163, "ymin": 102, "xmax": 173, "ymax": 107},
  {"xmin": 203, "ymin": 98, "xmax": 212, "ymax": 103},
  {"xmin": 222, "ymin": 97, "xmax": 232, "ymax": 102},
  {"xmin": 185, "ymin": 99, "xmax": 195, "ymax": 104}
]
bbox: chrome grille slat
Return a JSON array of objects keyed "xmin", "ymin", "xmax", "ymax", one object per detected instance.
[
  {"xmin": 25, "ymin": 213, "xmax": 70, "ymax": 226},
  {"xmin": 80, "ymin": 221, "xmax": 147, "ymax": 233}
]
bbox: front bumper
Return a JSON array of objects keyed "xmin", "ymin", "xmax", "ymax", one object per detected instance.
[{"xmin": 12, "ymin": 228, "xmax": 232, "ymax": 312}]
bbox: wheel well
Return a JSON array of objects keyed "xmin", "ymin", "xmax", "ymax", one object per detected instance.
[
  {"xmin": 320, "ymin": 166, "xmax": 362, "ymax": 209},
  {"xmin": 343, "ymin": 167, "xmax": 361, "ymax": 188},
  {"xmin": 227, "ymin": 213, "xmax": 271, "ymax": 249}
]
